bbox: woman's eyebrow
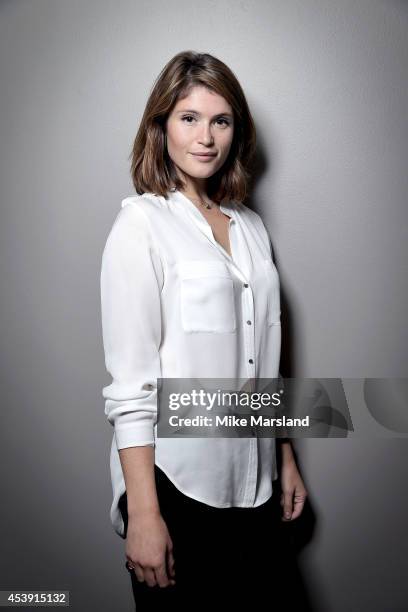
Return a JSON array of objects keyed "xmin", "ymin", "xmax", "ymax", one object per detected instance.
[{"xmin": 176, "ymin": 109, "xmax": 233, "ymax": 118}]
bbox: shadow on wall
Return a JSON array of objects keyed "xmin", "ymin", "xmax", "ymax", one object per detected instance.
[{"xmin": 247, "ymin": 140, "xmax": 325, "ymax": 611}]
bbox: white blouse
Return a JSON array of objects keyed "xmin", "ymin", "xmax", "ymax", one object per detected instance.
[{"xmin": 100, "ymin": 188, "xmax": 282, "ymax": 537}]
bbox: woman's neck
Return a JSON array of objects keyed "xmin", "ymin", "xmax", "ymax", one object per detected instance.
[{"xmin": 178, "ymin": 175, "xmax": 209, "ymax": 201}]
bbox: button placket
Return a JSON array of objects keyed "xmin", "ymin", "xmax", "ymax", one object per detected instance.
[
  {"xmin": 242, "ymin": 282, "xmax": 256, "ymax": 377},
  {"xmin": 243, "ymin": 439, "xmax": 258, "ymax": 505}
]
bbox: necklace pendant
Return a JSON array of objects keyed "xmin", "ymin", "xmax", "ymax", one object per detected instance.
[{"xmin": 205, "ymin": 203, "xmax": 211, "ymax": 209}]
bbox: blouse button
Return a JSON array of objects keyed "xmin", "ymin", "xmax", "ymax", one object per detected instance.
[
  {"xmin": 243, "ymin": 283, "xmax": 249, "ymax": 288},
  {"xmin": 246, "ymin": 320, "xmax": 252, "ymax": 325},
  {"xmin": 249, "ymin": 359, "xmax": 254, "ymax": 364}
]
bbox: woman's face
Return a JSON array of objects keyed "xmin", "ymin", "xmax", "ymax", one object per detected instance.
[{"xmin": 165, "ymin": 85, "xmax": 234, "ymax": 188}]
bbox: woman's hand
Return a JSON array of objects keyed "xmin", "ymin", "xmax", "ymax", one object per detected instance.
[
  {"xmin": 125, "ymin": 511, "xmax": 176, "ymax": 588},
  {"xmin": 280, "ymin": 459, "xmax": 308, "ymax": 521}
]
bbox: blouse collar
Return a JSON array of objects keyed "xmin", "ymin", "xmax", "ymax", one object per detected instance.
[{"xmin": 170, "ymin": 188, "xmax": 235, "ymax": 220}]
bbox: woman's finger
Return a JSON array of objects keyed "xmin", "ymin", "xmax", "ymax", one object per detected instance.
[
  {"xmin": 167, "ymin": 546, "xmax": 176, "ymax": 580},
  {"xmin": 155, "ymin": 560, "xmax": 173, "ymax": 588},
  {"xmin": 290, "ymin": 493, "xmax": 307, "ymax": 520},
  {"xmin": 143, "ymin": 567, "xmax": 157, "ymax": 588},
  {"xmin": 132, "ymin": 562, "xmax": 145, "ymax": 583},
  {"xmin": 281, "ymin": 491, "xmax": 293, "ymax": 520}
]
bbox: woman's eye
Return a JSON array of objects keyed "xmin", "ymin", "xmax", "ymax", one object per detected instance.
[{"xmin": 181, "ymin": 115, "xmax": 230, "ymax": 127}]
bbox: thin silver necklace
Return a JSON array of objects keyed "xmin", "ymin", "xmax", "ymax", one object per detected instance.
[{"xmin": 184, "ymin": 193, "xmax": 214, "ymax": 210}]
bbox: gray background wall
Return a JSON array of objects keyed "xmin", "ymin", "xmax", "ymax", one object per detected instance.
[{"xmin": 1, "ymin": 1, "xmax": 407, "ymax": 610}]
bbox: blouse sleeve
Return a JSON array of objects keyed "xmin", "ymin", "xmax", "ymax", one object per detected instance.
[{"xmin": 100, "ymin": 203, "xmax": 164, "ymax": 450}]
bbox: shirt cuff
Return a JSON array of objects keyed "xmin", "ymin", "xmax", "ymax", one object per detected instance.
[{"xmin": 114, "ymin": 424, "xmax": 155, "ymax": 449}]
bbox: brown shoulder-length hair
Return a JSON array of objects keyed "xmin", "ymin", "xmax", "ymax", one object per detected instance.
[{"xmin": 129, "ymin": 51, "xmax": 257, "ymax": 204}]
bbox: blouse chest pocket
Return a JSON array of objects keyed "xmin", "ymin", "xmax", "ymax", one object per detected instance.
[
  {"xmin": 262, "ymin": 258, "xmax": 281, "ymax": 325},
  {"xmin": 178, "ymin": 260, "xmax": 236, "ymax": 333}
]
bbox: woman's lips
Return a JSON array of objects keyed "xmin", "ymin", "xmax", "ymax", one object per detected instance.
[{"xmin": 190, "ymin": 153, "xmax": 217, "ymax": 162}]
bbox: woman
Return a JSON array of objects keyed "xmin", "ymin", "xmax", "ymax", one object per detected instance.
[{"xmin": 100, "ymin": 50, "xmax": 308, "ymax": 609}]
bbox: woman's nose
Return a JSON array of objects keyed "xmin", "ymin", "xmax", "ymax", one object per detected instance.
[{"xmin": 198, "ymin": 123, "xmax": 214, "ymax": 145}]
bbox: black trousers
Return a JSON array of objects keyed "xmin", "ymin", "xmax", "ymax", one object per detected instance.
[{"xmin": 119, "ymin": 465, "xmax": 290, "ymax": 611}]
